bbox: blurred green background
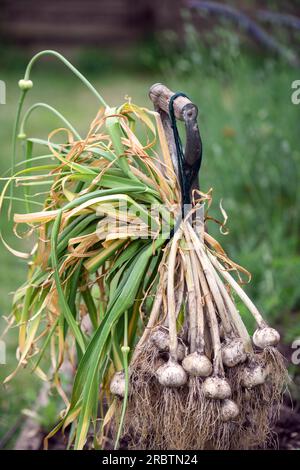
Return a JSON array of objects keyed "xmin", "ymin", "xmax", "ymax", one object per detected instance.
[{"xmin": 0, "ymin": 0, "xmax": 300, "ymax": 449}]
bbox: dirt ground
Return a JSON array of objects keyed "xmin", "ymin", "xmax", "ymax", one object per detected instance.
[{"xmin": 13, "ymin": 396, "xmax": 300, "ymax": 450}]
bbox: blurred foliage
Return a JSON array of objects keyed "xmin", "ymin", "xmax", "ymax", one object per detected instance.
[{"xmin": 36, "ymin": 392, "xmax": 64, "ymax": 432}]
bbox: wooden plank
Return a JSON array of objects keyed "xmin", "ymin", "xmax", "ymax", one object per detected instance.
[
  {"xmin": 0, "ymin": 0, "xmax": 169, "ymax": 46},
  {"xmin": 1, "ymin": 22, "xmax": 140, "ymax": 38},
  {"xmin": 1, "ymin": 0, "xmax": 142, "ymax": 16}
]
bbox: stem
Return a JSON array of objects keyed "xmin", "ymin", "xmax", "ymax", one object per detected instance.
[
  {"xmin": 114, "ymin": 311, "xmax": 129, "ymax": 450},
  {"xmin": 183, "ymin": 247, "xmax": 197, "ymax": 353},
  {"xmin": 11, "ymin": 49, "xmax": 107, "ymax": 212},
  {"xmin": 131, "ymin": 271, "xmax": 166, "ymax": 363},
  {"xmin": 194, "ymin": 244, "xmax": 224, "ymax": 377},
  {"xmin": 167, "ymin": 225, "xmax": 182, "ymax": 361},
  {"xmin": 24, "ymin": 50, "xmax": 107, "ymax": 106},
  {"xmin": 199, "ymin": 248, "xmax": 232, "ymax": 335},
  {"xmin": 20, "ymin": 103, "xmax": 82, "ymax": 140},
  {"xmin": 207, "ymin": 251, "xmax": 267, "ymax": 329},
  {"xmin": 174, "ymin": 262, "xmax": 184, "ymax": 320},
  {"xmin": 10, "ymin": 91, "xmax": 27, "ymax": 214},
  {"xmin": 188, "ymin": 223, "xmax": 233, "ymax": 337},
  {"xmin": 185, "ymin": 228, "xmax": 205, "ymax": 353},
  {"xmin": 208, "ymin": 258, "xmax": 253, "ymax": 353},
  {"xmin": 200, "ymin": 272, "xmax": 224, "ymax": 377}
]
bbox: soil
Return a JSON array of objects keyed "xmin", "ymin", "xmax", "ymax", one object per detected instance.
[
  {"xmin": 274, "ymin": 403, "xmax": 300, "ymax": 450},
  {"xmin": 11, "ymin": 396, "xmax": 300, "ymax": 450}
]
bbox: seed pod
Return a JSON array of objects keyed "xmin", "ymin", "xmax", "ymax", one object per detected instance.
[
  {"xmin": 221, "ymin": 399, "xmax": 239, "ymax": 422},
  {"xmin": 151, "ymin": 329, "xmax": 185, "ymax": 361},
  {"xmin": 182, "ymin": 352, "xmax": 212, "ymax": 377},
  {"xmin": 18, "ymin": 79, "xmax": 33, "ymax": 90},
  {"xmin": 241, "ymin": 364, "xmax": 268, "ymax": 389},
  {"xmin": 202, "ymin": 376, "xmax": 231, "ymax": 399},
  {"xmin": 253, "ymin": 327, "xmax": 280, "ymax": 349},
  {"xmin": 17, "ymin": 133, "xmax": 27, "ymax": 140},
  {"xmin": 156, "ymin": 359, "xmax": 187, "ymax": 388},
  {"xmin": 110, "ymin": 371, "xmax": 126, "ymax": 398},
  {"xmin": 222, "ymin": 338, "xmax": 247, "ymax": 367}
]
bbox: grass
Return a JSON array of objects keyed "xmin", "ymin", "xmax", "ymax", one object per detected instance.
[{"xmin": 0, "ymin": 50, "xmax": 299, "ymax": 447}]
